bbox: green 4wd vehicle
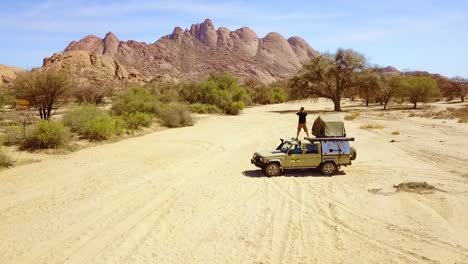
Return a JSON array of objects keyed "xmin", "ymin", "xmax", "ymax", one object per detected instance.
[
  {"xmin": 251, "ymin": 137, "xmax": 356, "ymax": 176},
  {"xmin": 250, "ymin": 114, "xmax": 356, "ymax": 176}
]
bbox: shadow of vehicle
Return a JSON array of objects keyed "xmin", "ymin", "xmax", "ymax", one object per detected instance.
[{"xmin": 242, "ymin": 169, "xmax": 345, "ymax": 178}]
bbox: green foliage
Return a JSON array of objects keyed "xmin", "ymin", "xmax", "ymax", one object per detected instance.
[
  {"xmin": 2, "ymin": 124, "xmax": 25, "ymax": 146},
  {"xmin": 179, "ymin": 73, "xmax": 250, "ymax": 113},
  {"xmin": 123, "ymin": 112, "xmax": 152, "ymax": 130},
  {"xmin": 226, "ymin": 101, "xmax": 245, "ymax": 115},
  {"xmin": 270, "ymin": 86, "xmax": 288, "ymax": 103},
  {"xmin": 290, "ymin": 49, "xmax": 367, "ymax": 111},
  {"xmin": 158, "ymin": 103, "xmax": 193, "ymax": 128},
  {"xmin": 22, "ymin": 120, "xmax": 69, "ymax": 149},
  {"xmin": 402, "ymin": 76, "xmax": 440, "ymax": 108},
  {"xmin": 63, "ymin": 104, "xmax": 124, "ymax": 140},
  {"xmin": 144, "ymin": 79, "xmax": 180, "ymax": 103},
  {"xmin": 189, "ymin": 103, "xmax": 223, "ymax": 114},
  {"xmin": 13, "ymin": 68, "xmax": 73, "ymax": 119},
  {"xmin": 82, "ymin": 116, "xmax": 124, "ymax": 141},
  {"xmin": 111, "ymin": 88, "xmax": 161, "ymax": 115},
  {"xmin": 0, "ymin": 90, "xmax": 14, "ymax": 108}
]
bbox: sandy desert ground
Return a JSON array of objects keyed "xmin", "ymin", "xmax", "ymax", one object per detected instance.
[{"xmin": 0, "ymin": 99, "xmax": 467, "ymax": 264}]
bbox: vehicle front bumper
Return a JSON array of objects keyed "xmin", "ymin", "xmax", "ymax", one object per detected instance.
[{"xmin": 251, "ymin": 157, "xmax": 267, "ymax": 169}]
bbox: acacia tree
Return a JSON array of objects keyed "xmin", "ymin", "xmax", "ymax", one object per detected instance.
[
  {"xmin": 375, "ymin": 75, "xmax": 406, "ymax": 110},
  {"xmin": 451, "ymin": 76, "xmax": 468, "ymax": 102},
  {"xmin": 14, "ymin": 68, "xmax": 73, "ymax": 119},
  {"xmin": 289, "ymin": 49, "xmax": 366, "ymax": 111},
  {"xmin": 403, "ymin": 76, "xmax": 440, "ymax": 109}
]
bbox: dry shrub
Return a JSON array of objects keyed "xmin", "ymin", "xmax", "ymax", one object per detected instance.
[
  {"xmin": 158, "ymin": 103, "xmax": 193, "ymax": 128},
  {"xmin": 408, "ymin": 106, "xmax": 468, "ymax": 123},
  {"xmin": 360, "ymin": 124, "xmax": 384, "ymax": 129},
  {"xmin": 391, "ymin": 130, "xmax": 400, "ymax": 135},
  {"xmin": 0, "ymin": 150, "xmax": 13, "ymax": 168},
  {"xmin": 344, "ymin": 112, "xmax": 360, "ymax": 120},
  {"xmin": 393, "ymin": 182, "xmax": 440, "ymax": 194}
]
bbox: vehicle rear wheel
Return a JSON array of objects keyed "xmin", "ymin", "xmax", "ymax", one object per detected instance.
[
  {"xmin": 350, "ymin": 146, "xmax": 357, "ymax": 160},
  {"xmin": 320, "ymin": 161, "xmax": 337, "ymax": 176},
  {"xmin": 264, "ymin": 163, "xmax": 281, "ymax": 177}
]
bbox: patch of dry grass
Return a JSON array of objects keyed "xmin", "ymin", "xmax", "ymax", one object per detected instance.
[
  {"xmin": 391, "ymin": 130, "xmax": 400, "ymax": 135},
  {"xmin": 0, "ymin": 150, "xmax": 13, "ymax": 168},
  {"xmin": 393, "ymin": 182, "xmax": 441, "ymax": 194},
  {"xmin": 408, "ymin": 106, "xmax": 468, "ymax": 123},
  {"xmin": 344, "ymin": 112, "xmax": 360, "ymax": 120},
  {"xmin": 360, "ymin": 124, "xmax": 384, "ymax": 129},
  {"xmin": 378, "ymin": 112, "xmax": 385, "ymax": 117}
]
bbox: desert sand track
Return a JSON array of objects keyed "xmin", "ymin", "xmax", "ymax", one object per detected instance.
[{"xmin": 1, "ymin": 100, "xmax": 467, "ymax": 264}]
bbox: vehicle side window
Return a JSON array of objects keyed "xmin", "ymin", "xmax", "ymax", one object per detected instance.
[
  {"xmin": 290, "ymin": 145, "xmax": 303, "ymax": 154},
  {"xmin": 306, "ymin": 144, "xmax": 318, "ymax": 154}
]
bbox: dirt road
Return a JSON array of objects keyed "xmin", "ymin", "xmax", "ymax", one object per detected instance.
[{"xmin": 1, "ymin": 100, "xmax": 468, "ymax": 263}]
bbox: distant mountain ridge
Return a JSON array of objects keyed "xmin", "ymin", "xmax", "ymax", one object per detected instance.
[{"xmin": 57, "ymin": 18, "xmax": 319, "ymax": 83}]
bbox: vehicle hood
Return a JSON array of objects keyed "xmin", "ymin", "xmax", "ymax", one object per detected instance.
[{"xmin": 256, "ymin": 150, "xmax": 285, "ymax": 158}]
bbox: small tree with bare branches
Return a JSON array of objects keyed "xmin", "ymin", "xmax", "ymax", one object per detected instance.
[{"xmin": 14, "ymin": 68, "xmax": 73, "ymax": 119}]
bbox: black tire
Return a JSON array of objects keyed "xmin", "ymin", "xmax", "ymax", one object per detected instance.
[
  {"xmin": 320, "ymin": 161, "xmax": 337, "ymax": 176},
  {"xmin": 350, "ymin": 146, "xmax": 357, "ymax": 160},
  {"xmin": 264, "ymin": 163, "xmax": 281, "ymax": 177}
]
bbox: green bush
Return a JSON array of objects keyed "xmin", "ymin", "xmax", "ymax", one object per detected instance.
[
  {"xmin": 189, "ymin": 103, "xmax": 223, "ymax": 114},
  {"xmin": 123, "ymin": 112, "xmax": 152, "ymax": 130},
  {"xmin": 2, "ymin": 125, "xmax": 25, "ymax": 146},
  {"xmin": 111, "ymin": 88, "xmax": 161, "ymax": 115},
  {"xmin": 158, "ymin": 103, "xmax": 193, "ymax": 128},
  {"xmin": 82, "ymin": 116, "xmax": 124, "ymax": 141},
  {"xmin": 22, "ymin": 120, "xmax": 69, "ymax": 149},
  {"xmin": 63, "ymin": 104, "xmax": 108, "ymax": 133},
  {"xmin": 180, "ymin": 73, "xmax": 251, "ymax": 113},
  {"xmin": 226, "ymin": 101, "xmax": 245, "ymax": 115},
  {"xmin": 63, "ymin": 104, "xmax": 124, "ymax": 140},
  {"xmin": 0, "ymin": 150, "xmax": 13, "ymax": 168},
  {"xmin": 270, "ymin": 87, "xmax": 288, "ymax": 103}
]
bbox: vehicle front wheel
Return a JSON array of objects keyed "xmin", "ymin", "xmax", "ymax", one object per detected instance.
[
  {"xmin": 264, "ymin": 163, "xmax": 281, "ymax": 177},
  {"xmin": 320, "ymin": 161, "xmax": 337, "ymax": 176}
]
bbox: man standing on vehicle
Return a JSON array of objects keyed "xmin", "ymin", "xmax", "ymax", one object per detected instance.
[{"xmin": 296, "ymin": 107, "xmax": 310, "ymax": 139}]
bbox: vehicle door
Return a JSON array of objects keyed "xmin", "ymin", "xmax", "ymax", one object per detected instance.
[
  {"xmin": 297, "ymin": 143, "xmax": 322, "ymax": 167},
  {"xmin": 285, "ymin": 144, "xmax": 305, "ymax": 167}
]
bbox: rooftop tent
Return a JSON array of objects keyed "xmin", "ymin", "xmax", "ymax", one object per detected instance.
[{"xmin": 312, "ymin": 113, "xmax": 346, "ymax": 137}]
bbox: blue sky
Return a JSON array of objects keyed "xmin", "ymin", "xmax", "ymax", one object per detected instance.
[{"xmin": 1, "ymin": 0, "xmax": 467, "ymax": 77}]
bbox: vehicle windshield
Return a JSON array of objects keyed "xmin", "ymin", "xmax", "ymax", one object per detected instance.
[{"xmin": 280, "ymin": 142, "xmax": 292, "ymax": 153}]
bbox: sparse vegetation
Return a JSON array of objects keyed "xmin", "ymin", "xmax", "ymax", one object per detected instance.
[
  {"xmin": 391, "ymin": 130, "xmax": 400, "ymax": 135},
  {"xmin": 22, "ymin": 120, "xmax": 69, "ymax": 149},
  {"xmin": 158, "ymin": 103, "xmax": 193, "ymax": 128},
  {"xmin": 13, "ymin": 68, "xmax": 73, "ymax": 119},
  {"xmin": 2, "ymin": 124, "xmax": 25, "ymax": 146},
  {"xmin": 410, "ymin": 106, "xmax": 468, "ymax": 123},
  {"xmin": 394, "ymin": 182, "xmax": 440, "ymax": 194},
  {"xmin": 111, "ymin": 88, "xmax": 161, "ymax": 115},
  {"xmin": 122, "ymin": 112, "xmax": 152, "ymax": 130},
  {"xmin": 179, "ymin": 73, "xmax": 249, "ymax": 114},
  {"xmin": 344, "ymin": 112, "xmax": 360, "ymax": 120},
  {"xmin": 189, "ymin": 103, "xmax": 223, "ymax": 114},
  {"xmin": 0, "ymin": 149, "xmax": 13, "ymax": 168},
  {"xmin": 360, "ymin": 124, "xmax": 384, "ymax": 129},
  {"xmin": 63, "ymin": 104, "xmax": 125, "ymax": 140}
]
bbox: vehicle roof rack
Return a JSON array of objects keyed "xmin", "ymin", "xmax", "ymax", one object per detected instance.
[{"xmin": 305, "ymin": 137, "xmax": 355, "ymax": 142}]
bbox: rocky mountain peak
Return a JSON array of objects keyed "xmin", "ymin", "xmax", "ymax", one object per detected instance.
[{"xmin": 59, "ymin": 19, "xmax": 319, "ymax": 83}]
